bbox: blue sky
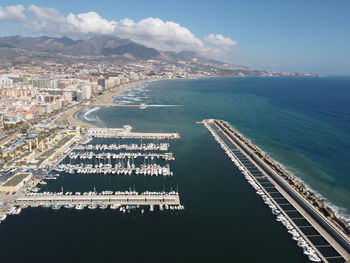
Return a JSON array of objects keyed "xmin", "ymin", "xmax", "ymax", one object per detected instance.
[{"xmin": 0, "ymin": 0, "xmax": 349, "ymax": 75}]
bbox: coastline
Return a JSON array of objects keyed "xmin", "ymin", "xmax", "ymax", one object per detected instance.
[
  {"xmin": 60, "ymin": 76, "xmax": 205, "ymax": 128},
  {"xmin": 57, "ymin": 80, "xmax": 146, "ymax": 128},
  {"xmin": 57, "ymin": 75, "xmax": 220, "ymax": 129}
]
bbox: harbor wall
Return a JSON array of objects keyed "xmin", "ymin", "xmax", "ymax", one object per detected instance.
[{"xmin": 214, "ymin": 120, "xmax": 350, "ymax": 254}]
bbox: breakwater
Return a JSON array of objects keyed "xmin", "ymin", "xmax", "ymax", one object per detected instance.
[{"xmin": 203, "ymin": 119, "xmax": 350, "ymax": 262}]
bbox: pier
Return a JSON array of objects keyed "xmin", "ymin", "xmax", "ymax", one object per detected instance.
[
  {"xmin": 67, "ymin": 152, "xmax": 175, "ymax": 161},
  {"xmin": 203, "ymin": 119, "xmax": 350, "ymax": 263},
  {"xmin": 16, "ymin": 192, "xmax": 181, "ymax": 206},
  {"xmin": 74, "ymin": 142, "xmax": 170, "ymax": 151},
  {"xmin": 87, "ymin": 128, "xmax": 180, "ymax": 139}
]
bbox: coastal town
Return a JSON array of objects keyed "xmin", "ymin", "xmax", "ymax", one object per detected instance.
[
  {"xmin": 0, "ymin": 59, "xmax": 203, "ymax": 163},
  {"xmin": 0, "ymin": 53, "xmax": 316, "ymax": 166}
]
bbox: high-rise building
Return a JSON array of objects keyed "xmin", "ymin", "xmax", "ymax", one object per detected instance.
[{"xmin": 81, "ymin": 86, "xmax": 92, "ymax": 100}]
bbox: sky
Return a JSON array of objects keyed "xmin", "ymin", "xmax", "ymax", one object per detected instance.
[{"xmin": 0, "ymin": 0, "xmax": 349, "ymax": 75}]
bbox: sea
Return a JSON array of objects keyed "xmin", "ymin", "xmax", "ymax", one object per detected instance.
[{"xmin": 1, "ymin": 76, "xmax": 349, "ymax": 263}]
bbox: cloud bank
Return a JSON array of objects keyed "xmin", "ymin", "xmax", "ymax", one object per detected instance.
[
  {"xmin": 0, "ymin": 4, "xmax": 237, "ymax": 56},
  {"xmin": 0, "ymin": 4, "xmax": 26, "ymax": 21}
]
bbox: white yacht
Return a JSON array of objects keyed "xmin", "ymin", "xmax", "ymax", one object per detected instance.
[
  {"xmin": 88, "ymin": 204, "xmax": 97, "ymax": 209},
  {"xmin": 308, "ymin": 254, "xmax": 321, "ymax": 262},
  {"xmin": 99, "ymin": 204, "xmax": 108, "ymax": 209},
  {"xmin": 7, "ymin": 207, "xmax": 16, "ymax": 215},
  {"xmin": 0, "ymin": 214, "xmax": 7, "ymax": 222},
  {"xmin": 51, "ymin": 205, "xmax": 62, "ymax": 210},
  {"xmin": 110, "ymin": 204, "xmax": 120, "ymax": 209},
  {"xmin": 13, "ymin": 207, "xmax": 22, "ymax": 215},
  {"xmin": 75, "ymin": 204, "xmax": 85, "ymax": 210}
]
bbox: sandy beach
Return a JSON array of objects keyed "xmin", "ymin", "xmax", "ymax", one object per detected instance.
[{"xmin": 57, "ymin": 80, "xmax": 144, "ymax": 128}]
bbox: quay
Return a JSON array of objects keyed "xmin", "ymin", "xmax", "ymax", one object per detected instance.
[
  {"xmin": 202, "ymin": 119, "xmax": 350, "ymax": 263},
  {"xmin": 67, "ymin": 152, "xmax": 175, "ymax": 161},
  {"xmin": 16, "ymin": 192, "xmax": 181, "ymax": 206},
  {"xmin": 87, "ymin": 127, "xmax": 180, "ymax": 139},
  {"xmin": 74, "ymin": 142, "xmax": 170, "ymax": 151}
]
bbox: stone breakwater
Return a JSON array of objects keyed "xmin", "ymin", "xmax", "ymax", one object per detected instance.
[{"xmin": 215, "ymin": 119, "xmax": 350, "ymax": 237}]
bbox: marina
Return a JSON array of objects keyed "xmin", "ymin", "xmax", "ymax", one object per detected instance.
[
  {"xmin": 74, "ymin": 142, "xmax": 170, "ymax": 151},
  {"xmin": 0, "ymin": 127, "xmax": 182, "ymax": 225},
  {"xmin": 55, "ymin": 163, "xmax": 173, "ymax": 176},
  {"xmin": 202, "ymin": 119, "xmax": 350, "ymax": 263},
  {"xmin": 67, "ymin": 151, "xmax": 175, "ymax": 161}
]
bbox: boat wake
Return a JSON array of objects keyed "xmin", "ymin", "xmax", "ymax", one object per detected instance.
[{"xmin": 146, "ymin": 105, "xmax": 182, "ymax": 107}]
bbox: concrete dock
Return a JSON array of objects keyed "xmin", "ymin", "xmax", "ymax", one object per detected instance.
[
  {"xmin": 87, "ymin": 128, "xmax": 180, "ymax": 139},
  {"xmin": 16, "ymin": 193, "xmax": 180, "ymax": 206},
  {"xmin": 203, "ymin": 119, "xmax": 350, "ymax": 263}
]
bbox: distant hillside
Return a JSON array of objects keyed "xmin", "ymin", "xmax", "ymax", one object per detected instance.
[
  {"xmin": 0, "ymin": 35, "xmax": 170, "ymax": 60},
  {"xmin": 0, "ymin": 35, "xmax": 238, "ymax": 66}
]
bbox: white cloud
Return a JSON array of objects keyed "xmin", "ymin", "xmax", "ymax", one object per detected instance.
[
  {"xmin": 204, "ymin": 34, "xmax": 237, "ymax": 47},
  {"xmin": 113, "ymin": 18, "xmax": 205, "ymax": 52},
  {"xmin": 0, "ymin": 4, "xmax": 238, "ymax": 56},
  {"xmin": 0, "ymin": 4, "xmax": 26, "ymax": 22}
]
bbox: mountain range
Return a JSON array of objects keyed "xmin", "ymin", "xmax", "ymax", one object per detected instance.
[{"xmin": 0, "ymin": 35, "xmax": 223, "ymax": 64}]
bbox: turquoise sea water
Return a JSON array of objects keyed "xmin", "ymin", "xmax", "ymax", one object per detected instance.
[{"xmin": 1, "ymin": 76, "xmax": 349, "ymax": 262}]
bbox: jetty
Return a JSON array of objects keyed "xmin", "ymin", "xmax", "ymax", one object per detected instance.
[
  {"xmin": 74, "ymin": 142, "xmax": 170, "ymax": 151},
  {"xmin": 16, "ymin": 192, "xmax": 181, "ymax": 206},
  {"xmin": 202, "ymin": 119, "xmax": 350, "ymax": 263},
  {"xmin": 87, "ymin": 127, "xmax": 180, "ymax": 139},
  {"xmin": 67, "ymin": 151, "xmax": 175, "ymax": 161}
]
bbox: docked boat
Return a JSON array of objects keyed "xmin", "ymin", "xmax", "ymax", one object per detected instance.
[
  {"xmin": 110, "ymin": 204, "xmax": 120, "ymax": 209},
  {"xmin": 88, "ymin": 204, "xmax": 97, "ymax": 209},
  {"xmin": 0, "ymin": 214, "xmax": 7, "ymax": 222},
  {"xmin": 75, "ymin": 204, "xmax": 85, "ymax": 210},
  {"xmin": 99, "ymin": 204, "xmax": 108, "ymax": 209},
  {"xmin": 51, "ymin": 204, "xmax": 62, "ymax": 210},
  {"xmin": 63, "ymin": 204, "xmax": 75, "ymax": 209},
  {"xmin": 13, "ymin": 207, "xmax": 22, "ymax": 215},
  {"xmin": 308, "ymin": 254, "xmax": 321, "ymax": 262},
  {"xmin": 7, "ymin": 207, "xmax": 16, "ymax": 215}
]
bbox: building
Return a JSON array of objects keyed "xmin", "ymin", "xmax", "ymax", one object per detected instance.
[
  {"xmin": 76, "ymin": 90, "xmax": 84, "ymax": 102},
  {"xmin": 0, "ymin": 172, "xmax": 33, "ymax": 192},
  {"xmin": 81, "ymin": 86, "xmax": 92, "ymax": 100}
]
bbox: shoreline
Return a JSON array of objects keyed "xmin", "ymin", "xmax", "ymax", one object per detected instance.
[
  {"xmin": 60, "ymin": 76, "xmax": 205, "ymax": 128},
  {"xmin": 57, "ymin": 80, "xmax": 148, "ymax": 128}
]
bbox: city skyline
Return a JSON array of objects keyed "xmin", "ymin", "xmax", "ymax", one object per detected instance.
[{"xmin": 1, "ymin": 0, "xmax": 349, "ymax": 75}]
